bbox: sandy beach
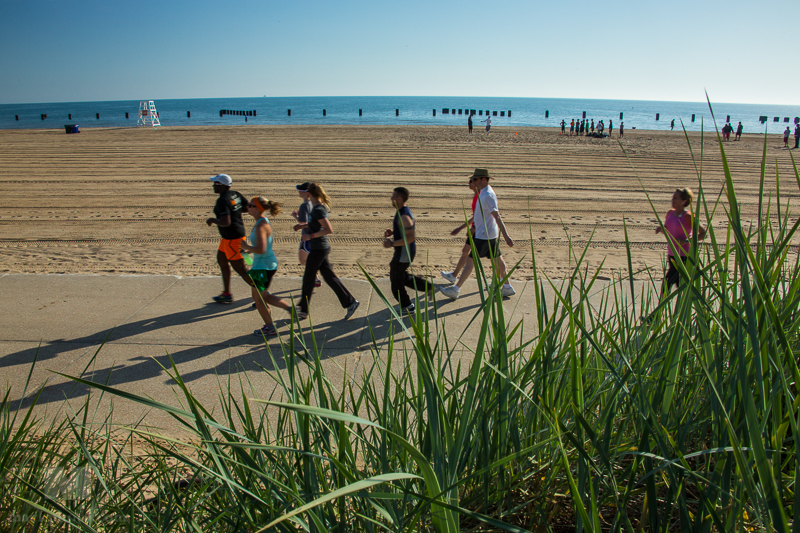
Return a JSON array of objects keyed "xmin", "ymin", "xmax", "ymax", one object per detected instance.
[{"xmin": 1, "ymin": 125, "xmax": 798, "ymax": 282}]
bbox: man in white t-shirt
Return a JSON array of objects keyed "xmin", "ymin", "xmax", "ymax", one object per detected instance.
[{"xmin": 439, "ymin": 168, "xmax": 515, "ymax": 300}]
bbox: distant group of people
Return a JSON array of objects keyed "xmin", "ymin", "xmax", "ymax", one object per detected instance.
[
  {"xmin": 721, "ymin": 122, "xmax": 743, "ymax": 141},
  {"xmin": 467, "ymin": 113, "xmax": 492, "ymax": 134},
  {"xmin": 207, "ymin": 168, "xmax": 708, "ymax": 336},
  {"xmin": 561, "ymin": 118, "xmax": 621, "ymax": 138}
]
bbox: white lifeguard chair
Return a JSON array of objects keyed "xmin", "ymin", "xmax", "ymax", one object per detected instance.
[{"xmin": 137, "ymin": 100, "xmax": 161, "ymax": 127}]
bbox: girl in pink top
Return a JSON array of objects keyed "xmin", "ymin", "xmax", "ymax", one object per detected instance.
[{"xmin": 655, "ymin": 187, "xmax": 706, "ymax": 292}]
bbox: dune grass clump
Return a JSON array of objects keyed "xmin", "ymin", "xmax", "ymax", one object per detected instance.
[{"xmin": 1, "ymin": 111, "xmax": 798, "ymax": 532}]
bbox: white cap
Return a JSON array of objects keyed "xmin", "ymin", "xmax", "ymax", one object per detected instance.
[{"xmin": 209, "ymin": 174, "xmax": 232, "ymax": 186}]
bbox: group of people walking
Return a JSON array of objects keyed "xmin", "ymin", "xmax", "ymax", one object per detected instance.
[
  {"xmin": 207, "ymin": 175, "xmax": 359, "ymax": 337},
  {"xmin": 206, "ymin": 169, "xmax": 704, "ymax": 337}
]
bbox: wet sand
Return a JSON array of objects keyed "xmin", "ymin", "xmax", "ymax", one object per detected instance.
[{"xmin": 1, "ymin": 125, "xmax": 797, "ymax": 282}]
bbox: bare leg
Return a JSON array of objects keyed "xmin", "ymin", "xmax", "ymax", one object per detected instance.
[
  {"xmin": 455, "ymin": 260, "xmax": 474, "ymax": 288},
  {"xmin": 298, "ymin": 248, "xmax": 308, "ymax": 266},
  {"xmin": 491, "ymin": 255, "xmax": 509, "ymax": 283},
  {"xmin": 230, "ymin": 258, "xmax": 254, "ymax": 287},
  {"xmin": 452, "ymin": 242, "xmax": 471, "ymax": 277},
  {"xmin": 252, "ymin": 286, "xmax": 274, "ymax": 326}
]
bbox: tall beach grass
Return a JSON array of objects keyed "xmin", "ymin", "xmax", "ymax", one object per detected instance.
[{"xmin": 1, "ymin": 109, "xmax": 798, "ymax": 532}]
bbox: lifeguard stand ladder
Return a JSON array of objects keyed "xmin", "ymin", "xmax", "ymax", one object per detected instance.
[{"xmin": 137, "ymin": 101, "xmax": 161, "ymax": 127}]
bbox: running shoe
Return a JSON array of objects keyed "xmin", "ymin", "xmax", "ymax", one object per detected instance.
[
  {"xmin": 501, "ymin": 284, "xmax": 516, "ymax": 298},
  {"xmin": 213, "ymin": 293, "xmax": 233, "ymax": 304},
  {"xmin": 314, "ymin": 278, "xmax": 322, "ymax": 287},
  {"xmin": 254, "ymin": 324, "xmax": 277, "ymax": 337},
  {"xmin": 292, "ymin": 308, "xmax": 308, "ymax": 320},
  {"xmin": 400, "ymin": 302, "xmax": 416, "ymax": 314},
  {"xmin": 440, "ymin": 271, "xmax": 457, "ymax": 284},
  {"xmin": 344, "ymin": 300, "xmax": 360, "ymax": 320},
  {"xmin": 438, "ymin": 285, "xmax": 460, "ymax": 300}
]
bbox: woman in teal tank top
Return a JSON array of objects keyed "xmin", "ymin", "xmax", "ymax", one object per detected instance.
[{"xmin": 241, "ymin": 196, "xmax": 292, "ymax": 337}]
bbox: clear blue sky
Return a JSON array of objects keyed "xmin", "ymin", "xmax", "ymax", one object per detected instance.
[{"xmin": 1, "ymin": 0, "xmax": 796, "ymax": 105}]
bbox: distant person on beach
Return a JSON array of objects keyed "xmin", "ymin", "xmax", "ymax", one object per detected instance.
[
  {"xmin": 597, "ymin": 120, "xmax": 604, "ymax": 135},
  {"xmin": 591, "ymin": 119, "xmax": 595, "ymax": 133},
  {"xmin": 619, "ymin": 122, "xmax": 624, "ymax": 137},
  {"xmin": 735, "ymin": 122, "xmax": 743, "ymax": 141},
  {"xmin": 609, "ymin": 119, "xmax": 613, "ymax": 137},
  {"xmin": 468, "ymin": 113, "xmax": 473, "ymax": 134},
  {"xmin": 722, "ymin": 123, "xmax": 730, "ymax": 141},
  {"xmin": 206, "ymin": 174, "xmax": 254, "ymax": 304},
  {"xmin": 291, "ymin": 182, "xmax": 321, "ymax": 289},
  {"xmin": 794, "ymin": 124, "xmax": 800, "ymax": 149},
  {"xmin": 383, "ymin": 187, "xmax": 434, "ymax": 313},
  {"xmin": 297, "ymin": 183, "xmax": 360, "ymax": 321},
  {"xmin": 439, "ymin": 169, "xmax": 515, "ymax": 300},
  {"xmin": 579, "ymin": 120, "xmax": 585, "ymax": 135},
  {"xmin": 570, "ymin": 119, "xmax": 575, "ymax": 136},
  {"xmin": 784, "ymin": 126, "xmax": 791, "ymax": 147},
  {"xmin": 441, "ymin": 177, "xmax": 480, "ymax": 284},
  {"xmin": 671, "ymin": 119, "xmax": 675, "ymax": 131},
  {"xmin": 560, "ymin": 120, "xmax": 566, "ymax": 134},
  {"xmin": 651, "ymin": 187, "xmax": 706, "ymax": 308},
  {"xmin": 241, "ymin": 196, "xmax": 292, "ymax": 337},
  {"xmin": 482, "ymin": 115, "xmax": 492, "ymax": 133}
]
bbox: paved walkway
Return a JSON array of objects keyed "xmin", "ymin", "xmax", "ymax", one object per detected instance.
[{"xmin": 1, "ymin": 274, "xmax": 647, "ymax": 434}]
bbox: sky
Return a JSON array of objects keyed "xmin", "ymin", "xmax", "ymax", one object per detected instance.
[{"xmin": 1, "ymin": 0, "xmax": 797, "ymax": 105}]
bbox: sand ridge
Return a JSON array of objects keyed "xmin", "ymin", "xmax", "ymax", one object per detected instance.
[{"xmin": 1, "ymin": 125, "xmax": 798, "ymax": 282}]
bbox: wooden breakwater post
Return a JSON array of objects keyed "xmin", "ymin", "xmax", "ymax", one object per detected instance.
[
  {"xmin": 125, "ymin": 112, "xmax": 128, "ymax": 119},
  {"xmin": 288, "ymin": 109, "xmax": 291, "ymax": 116},
  {"xmin": 68, "ymin": 114, "xmax": 72, "ymax": 120},
  {"xmin": 323, "ymin": 109, "xmax": 326, "ymax": 116},
  {"xmin": 656, "ymin": 113, "xmax": 659, "ymax": 120},
  {"xmin": 96, "ymin": 113, "xmax": 99, "ymax": 119},
  {"xmin": 692, "ymin": 114, "xmax": 696, "ymax": 122},
  {"xmin": 619, "ymin": 112, "xmax": 623, "ymax": 120},
  {"xmin": 187, "ymin": 111, "xmax": 191, "ymax": 118},
  {"xmin": 582, "ymin": 111, "xmax": 586, "ymax": 118},
  {"xmin": 396, "ymin": 109, "xmax": 399, "ymax": 116},
  {"xmin": 15, "ymin": 115, "xmax": 18, "ymax": 121},
  {"xmin": 545, "ymin": 110, "xmax": 549, "ymax": 118},
  {"xmin": 359, "ymin": 109, "xmax": 362, "ymax": 116},
  {"xmin": 432, "ymin": 109, "xmax": 436, "ymax": 116}
]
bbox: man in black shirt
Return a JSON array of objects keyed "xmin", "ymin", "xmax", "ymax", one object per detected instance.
[{"xmin": 206, "ymin": 174, "xmax": 253, "ymax": 303}]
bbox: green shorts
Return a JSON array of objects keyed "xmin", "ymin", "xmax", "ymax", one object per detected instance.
[{"xmin": 249, "ymin": 269, "xmax": 277, "ymax": 292}]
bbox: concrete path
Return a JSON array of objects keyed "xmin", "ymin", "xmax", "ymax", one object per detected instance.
[{"xmin": 0, "ymin": 274, "xmax": 649, "ymax": 434}]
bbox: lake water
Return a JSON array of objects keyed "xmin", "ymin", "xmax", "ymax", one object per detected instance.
[{"xmin": 2, "ymin": 96, "xmax": 799, "ymax": 134}]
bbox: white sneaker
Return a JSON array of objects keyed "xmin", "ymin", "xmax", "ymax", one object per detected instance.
[
  {"xmin": 438, "ymin": 285, "xmax": 460, "ymax": 300},
  {"xmin": 501, "ymin": 284, "xmax": 516, "ymax": 297},
  {"xmin": 399, "ymin": 302, "xmax": 415, "ymax": 314},
  {"xmin": 440, "ymin": 271, "xmax": 457, "ymax": 284}
]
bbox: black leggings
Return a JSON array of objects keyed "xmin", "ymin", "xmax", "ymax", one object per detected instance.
[
  {"xmin": 300, "ymin": 248, "xmax": 355, "ymax": 313},
  {"xmin": 390, "ymin": 261, "xmax": 433, "ymax": 308},
  {"xmin": 665, "ymin": 255, "xmax": 688, "ymax": 290}
]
